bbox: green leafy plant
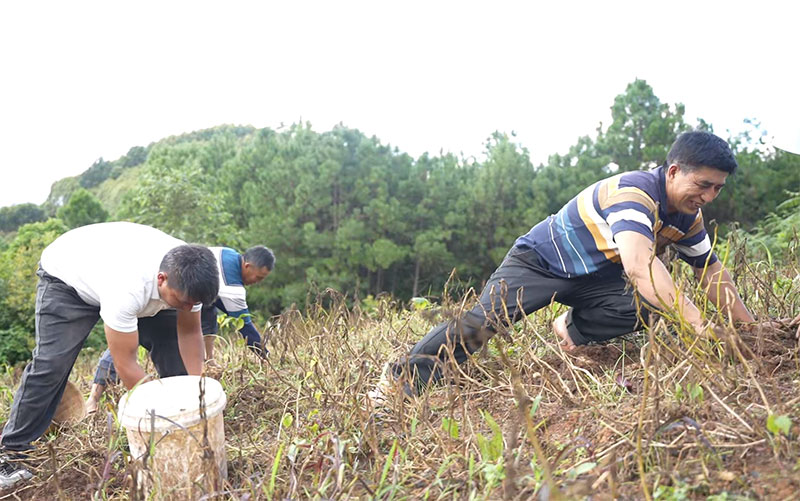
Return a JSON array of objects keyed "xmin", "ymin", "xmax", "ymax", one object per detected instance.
[
  {"xmin": 653, "ymin": 481, "xmax": 690, "ymax": 500},
  {"xmin": 767, "ymin": 414, "xmax": 792, "ymax": 437},
  {"xmin": 674, "ymin": 382, "xmax": 704, "ymax": 405},
  {"xmin": 410, "ymin": 297, "xmax": 433, "ymax": 310},
  {"xmin": 441, "ymin": 417, "xmax": 460, "ymax": 439},
  {"xmin": 476, "ymin": 410, "xmax": 505, "ymax": 488}
]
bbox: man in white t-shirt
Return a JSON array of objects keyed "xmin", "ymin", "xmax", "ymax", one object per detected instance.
[
  {"xmin": 0, "ymin": 222, "xmax": 219, "ymax": 490},
  {"xmin": 84, "ymin": 245, "xmax": 276, "ymax": 414}
]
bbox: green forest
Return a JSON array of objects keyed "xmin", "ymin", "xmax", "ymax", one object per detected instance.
[{"xmin": 0, "ymin": 79, "xmax": 798, "ymax": 365}]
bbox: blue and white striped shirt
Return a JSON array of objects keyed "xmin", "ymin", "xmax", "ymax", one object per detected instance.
[
  {"xmin": 211, "ymin": 246, "xmax": 253, "ymax": 324},
  {"xmin": 515, "ymin": 166, "xmax": 717, "ymax": 278}
]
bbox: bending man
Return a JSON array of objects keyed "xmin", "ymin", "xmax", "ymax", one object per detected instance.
[
  {"xmin": 85, "ymin": 245, "xmax": 275, "ymax": 413},
  {"xmin": 0, "ymin": 222, "xmax": 218, "ymax": 490},
  {"xmin": 384, "ymin": 130, "xmax": 755, "ymax": 397}
]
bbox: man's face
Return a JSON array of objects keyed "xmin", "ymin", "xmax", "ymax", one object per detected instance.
[
  {"xmin": 157, "ymin": 272, "xmax": 201, "ymax": 311},
  {"xmin": 665, "ymin": 164, "xmax": 728, "ymax": 214},
  {"xmin": 241, "ymin": 263, "xmax": 270, "ymax": 286}
]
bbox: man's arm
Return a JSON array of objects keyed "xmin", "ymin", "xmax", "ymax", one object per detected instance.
[
  {"xmin": 105, "ymin": 326, "xmax": 147, "ymax": 389},
  {"xmin": 216, "ymin": 296, "xmax": 264, "ymax": 347},
  {"xmin": 694, "ymin": 260, "xmax": 754, "ymax": 324},
  {"xmin": 615, "ymin": 231, "xmax": 706, "ymax": 332},
  {"xmin": 238, "ymin": 320, "xmax": 261, "ymax": 346},
  {"xmin": 176, "ymin": 309, "xmax": 204, "ymax": 375}
]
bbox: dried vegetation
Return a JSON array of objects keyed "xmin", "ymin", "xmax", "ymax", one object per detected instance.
[{"xmin": 1, "ymin": 238, "xmax": 799, "ymax": 500}]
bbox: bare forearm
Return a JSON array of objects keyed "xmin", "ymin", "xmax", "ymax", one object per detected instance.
[
  {"xmin": 616, "ymin": 231, "xmax": 704, "ymax": 331},
  {"xmin": 699, "ymin": 264, "xmax": 755, "ymax": 323},
  {"xmin": 116, "ymin": 361, "xmax": 148, "ymax": 390},
  {"xmin": 178, "ymin": 333, "xmax": 204, "ymax": 375},
  {"xmin": 105, "ymin": 326, "xmax": 149, "ymax": 389},
  {"xmin": 176, "ymin": 310, "xmax": 205, "ymax": 375},
  {"xmin": 203, "ymin": 335, "xmax": 215, "ymax": 360},
  {"xmin": 629, "ymin": 258, "xmax": 704, "ymax": 330}
]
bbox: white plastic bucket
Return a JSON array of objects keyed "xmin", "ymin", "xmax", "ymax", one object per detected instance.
[{"xmin": 118, "ymin": 375, "xmax": 227, "ymax": 499}]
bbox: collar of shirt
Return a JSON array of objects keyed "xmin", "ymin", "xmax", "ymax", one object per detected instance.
[
  {"xmin": 656, "ymin": 165, "xmax": 668, "ymax": 220},
  {"xmin": 151, "ymin": 273, "xmax": 162, "ymax": 301}
]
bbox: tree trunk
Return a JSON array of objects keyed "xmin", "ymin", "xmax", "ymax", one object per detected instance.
[{"xmin": 412, "ymin": 259, "xmax": 421, "ymax": 297}]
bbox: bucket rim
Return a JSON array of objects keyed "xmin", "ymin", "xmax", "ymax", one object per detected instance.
[{"xmin": 118, "ymin": 375, "xmax": 226, "ymax": 432}]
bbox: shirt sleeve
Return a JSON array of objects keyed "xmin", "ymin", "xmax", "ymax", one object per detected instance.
[
  {"xmin": 238, "ymin": 322, "xmax": 261, "ymax": 346},
  {"xmin": 600, "ymin": 185, "xmax": 658, "ymax": 242},
  {"xmin": 217, "ymin": 288, "xmax": 252, "ymax": 324},
  {"xmin": 673, "ymin": 210, "xmax": 718, "ymax": 267},
  {"xmin": 100, "ymin": 292, "xmax": 144, "ymax": 333}
]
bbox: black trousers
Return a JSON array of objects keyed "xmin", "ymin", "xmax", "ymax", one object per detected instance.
[
  {"xmin": 392, "ymin": 246, "xmax": 648, "ymax": 393},
  {"xmin": 1, "ymin": 269, "xmax": 186, "ymax": 451},
  {"xmin": 93, "ymin": 305, "xmax": 215, "ymax": 385}
]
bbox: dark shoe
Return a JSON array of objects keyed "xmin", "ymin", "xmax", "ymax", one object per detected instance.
[{"xmin": 0, "ymin": 454, "xmax": 32, "ymax": 490}]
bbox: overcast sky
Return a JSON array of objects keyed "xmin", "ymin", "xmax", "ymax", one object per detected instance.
[{"xmin": 0, "ymin": 1, "xmax": 797, "ymax": 207}]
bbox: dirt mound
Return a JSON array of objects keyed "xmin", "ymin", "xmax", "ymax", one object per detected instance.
[{"xmin": 536, "ymin": 342, "xmax": 638, "ymax": 385}]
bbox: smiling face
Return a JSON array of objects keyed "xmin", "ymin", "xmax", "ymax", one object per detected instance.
[
  {"xmin": 157, "ymin": 272, "xmax": 201, "ymax": 311},
  {"xmin": 664, "ymin": 163, "xmax": 728, "ymax": 214}
]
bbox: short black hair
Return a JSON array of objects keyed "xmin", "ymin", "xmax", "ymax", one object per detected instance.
[
  {"xmin": 243, "ymin": 245, "xmax": 275, "ymax": 271},
  {"xmin": 667, "ymin": 130, "xmax": 738, "ymax": 175},
  {"xmin": 159, "ymin": 245, "xmax": 219, "ymax": 306}
]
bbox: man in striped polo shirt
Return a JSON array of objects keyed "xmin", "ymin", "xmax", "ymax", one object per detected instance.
[
  {"xmin": 386, "ymin": 130, "xmax": 755, "ymax": 396},
  {"xmin": 85, "ymin": 245, "xmax": 275, "ymax": 414}
]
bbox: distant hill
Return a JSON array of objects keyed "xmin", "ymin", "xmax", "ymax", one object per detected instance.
[{"xmin": 42, "ymin": 124, "xmax": 258, "ymax": 216}]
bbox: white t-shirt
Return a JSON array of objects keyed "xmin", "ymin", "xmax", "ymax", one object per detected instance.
[{"xmin": 40, "ymin": 222, "xmax": 201, "ymax": 333}]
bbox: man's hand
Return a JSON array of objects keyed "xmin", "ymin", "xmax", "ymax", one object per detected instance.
[
  {"xmin": 105, "ymin": 325, "xmax": 147, "ymax": 390},
  {"xmin": 204, "ymin": 358, "xmax": 223, "ymax": 379},
  {"xmin": 710, "ymin": 323, "xmax": 758, "ymax": 360},
  {"xmin": 694, "ymin": 260, "xmax": 755, "ymax": 324},
  {"xmin": 737, "ymin": 319, "xmax": 785, "ymax": 332},
  {"xmin": 738, "ymin": 317, "xmax": 800, "ymax": 341},
  {"xmin": 615, "ymin": 231, "xmax": 705, "ymax": 330}
]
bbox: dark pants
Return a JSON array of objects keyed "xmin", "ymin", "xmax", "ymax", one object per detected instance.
[
  {"xmin": 1, "ymin": 269, "xmax": 186, "ymax": 452},
  {"xmin": 392, "ymin": 246, "xmax": 648, "ymax": 393},
  {"xmin": 94, "ymin": 305, "xmax": 216, "ymax": 385}
]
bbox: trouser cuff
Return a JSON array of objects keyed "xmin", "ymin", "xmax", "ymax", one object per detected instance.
[{"xmin": 564, "ymin": 309, "xmax": 590, "ymax": 346}]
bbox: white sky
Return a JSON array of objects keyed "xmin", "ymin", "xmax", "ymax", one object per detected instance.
[{"xmin": 1, "ymin": 1, "xmax": 797, "ymax": 207}]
